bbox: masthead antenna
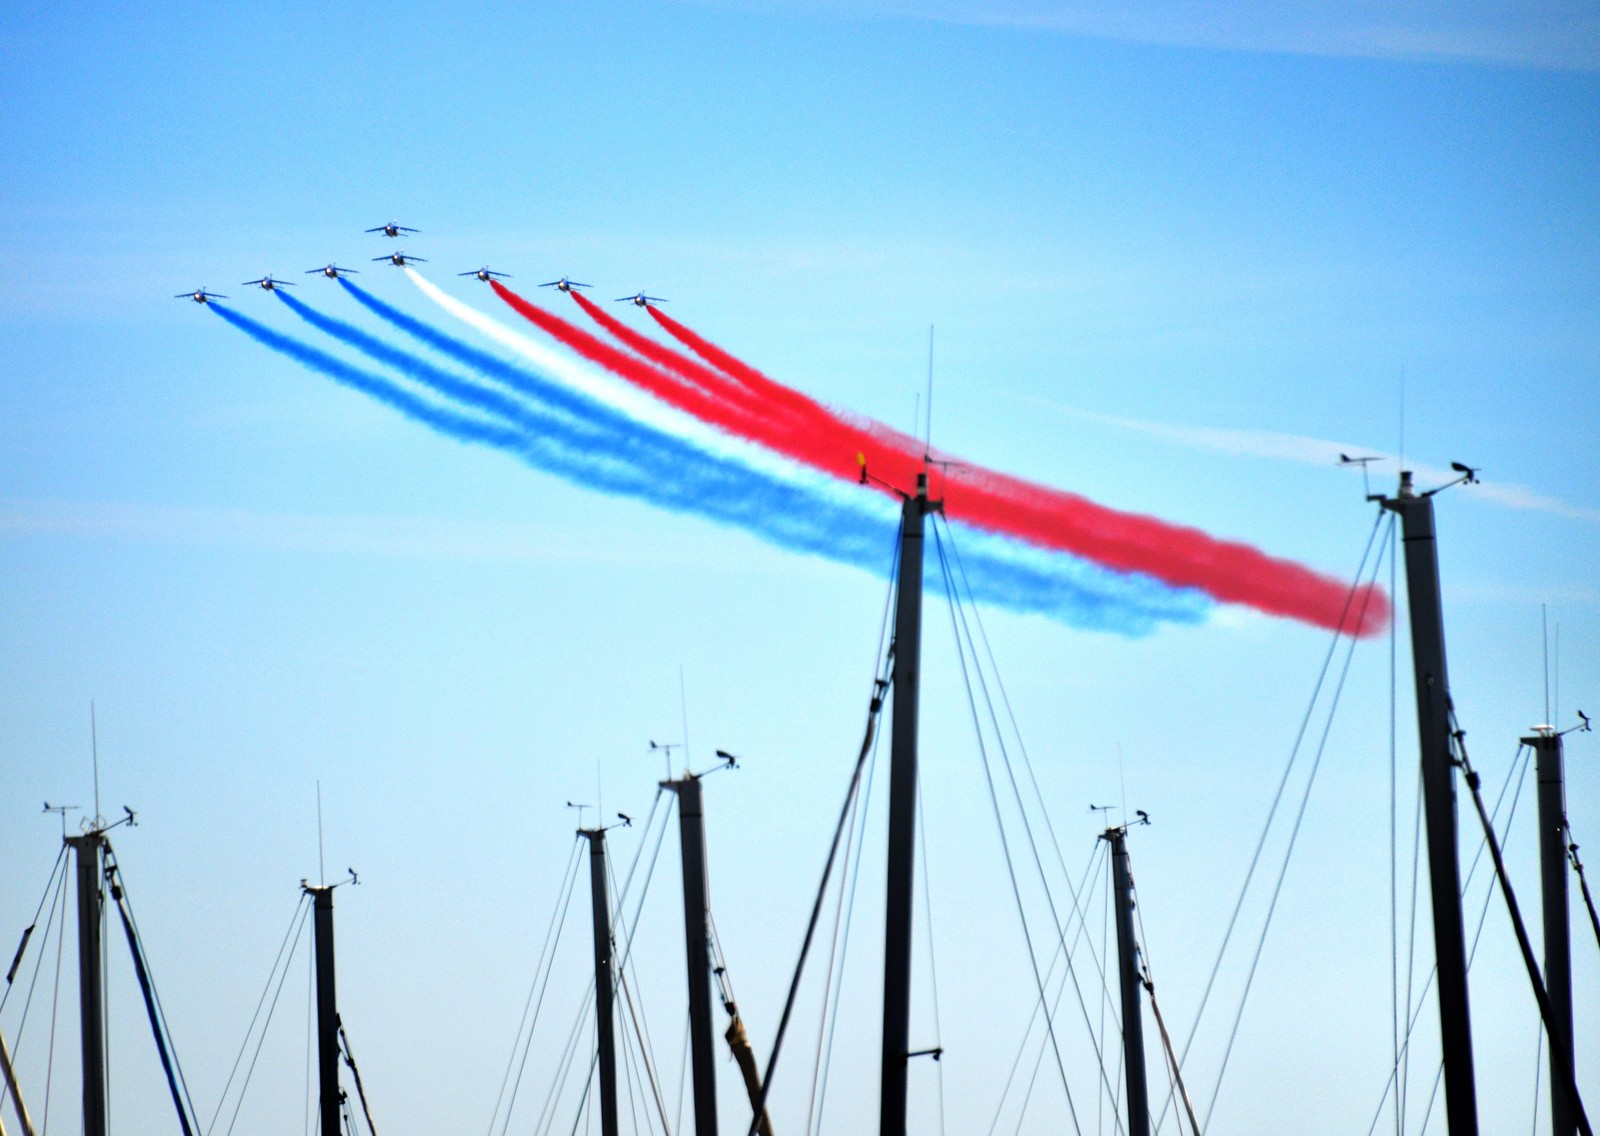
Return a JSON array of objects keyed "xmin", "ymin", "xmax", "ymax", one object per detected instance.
[
  {"xmin": 317, "ymin": 780, "xmax": 326, "ymax": 887},
  {"xmin": 679, "ymin": 665, "xmax": 692, "ymax": 768},
  {"xmin": 91, "ymin": 701, "xmax": 101, "ymax": 827},
  {"xmin": 924, "ymin": 324, "xmax": 935, "ymax": 466}
]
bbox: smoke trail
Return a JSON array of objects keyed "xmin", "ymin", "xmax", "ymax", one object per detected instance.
[
  {"xmin": 491, "ymin": 280, "xmax": 783, "ymax": 451},
  {"xmin": 210, "ymin": 304, "xmax": 524, "ymax": 450},
  {"xmin": 609, "ymin": 303, "xmax": 1393, "ymax": 638},
  {"xmin": 569, "ymin": 291, "xmax": 809, "ymax": 430},
  {"xmin": 337, "ymin": 278, "xmax": 603, "ymax": 440},
  {"xmin": 274, "ymin": 289, "xmax": 607, "ymax": 447},
  {"xmin": 243, "ymin": 286, "xmax": 1203, "ymax": 640}
]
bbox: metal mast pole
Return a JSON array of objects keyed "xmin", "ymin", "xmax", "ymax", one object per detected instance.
[
  {"xmin": 1383, "ymin": 472, "xmax": 1479, "ymax": 1136},
  {"xmin": 666, "ymin": 775, "xmax": 719, "ymax": 1136},
  {"xmin": 583, "ymin": 829, "xmax": 621, "ymax": 1136},
  {"xmin": 1105, "ymin": 827, "xmax": 1150, "ymax": 1136},
  {"xmin": 880, "ymin": 473, "xmax": 929, "ymax": 1136},
  {"xmin": 1528, "ymin": 727, "xmax": 1574, "ymax": 1136},
  {"xmin": 307, "ymin": 885, "xmax": 341, "ymax": 1136},
  {"xmin": 66, "ymin": 833, "xmax": 107, "ymax": 1136}
]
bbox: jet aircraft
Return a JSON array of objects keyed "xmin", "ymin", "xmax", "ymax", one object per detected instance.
[
  {"xmin": 242, "ymin": 275, "xmax": 294, "ymax": 291},
  {"xmin": 374, "ymin": 251, "xmax": 427, "ymax": 267},
  {"xmin": 540, "ymin": 277, "xmax": 590, "ymax": 293},
  {"xmin": 615, "ymin": 292, "xmax": 667, "ymax": 307},
  {"xmin": 306, "ymin": 264, "xmax": 359, "ymax": 279},
  {"xmin": 459, "ymin": 267, "xmax": 512, "ymax": 283},
  {"xmin": 366, "ymin": 222, "xmax": 419, "ymax": 238},
  {"xmin": 176, "ymin": 288, "xmax": 226, "ymax": 304}
]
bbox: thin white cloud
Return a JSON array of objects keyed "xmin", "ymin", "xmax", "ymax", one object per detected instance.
[
  {"xmin": 1031, "ymin": 401, "xmax": 1600, "ymax": 524},
  {"xmin": 711, "ymin": 0, "xmax": 1600, "ymax": 70}
]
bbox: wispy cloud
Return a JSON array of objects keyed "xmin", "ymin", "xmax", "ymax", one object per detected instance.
[
  {"xmin": 1029, "ymin": 400, "xmax": 1600, "ymax": 524},
  {"xmin": 713, "ymin": 0, "xmax": 1600, "ymax": 71}
]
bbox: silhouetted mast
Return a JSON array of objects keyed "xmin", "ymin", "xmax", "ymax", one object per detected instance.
[
  {"xmin": 665, "ymin": 771, "xmax": 719, "ymax": 1136},
  {"xmin": 66, "ymin": 831, "xmax": 107, "ymax": 1136},
  {"xmin": 880, "ymin": 472, "xmax": 931, "ymax": 1136},
  {"xmin": 1382, "ymin": 470, "xmax": 1479, "ymax": 1136},
  {"xmin": 1528, "ymin": 725, "xmax": 1575, "ymax": 1136},
  {"xmin": 582, "ymin": 827, "xmax": 621, "ymax": 1136},
  {"xmin": 305, "ymin": 882, "xmax": 342, "ymax": 1136},
  {"xmin": 1104, "ymin": 824, "xmax": 1150, "ymax": 1136}
]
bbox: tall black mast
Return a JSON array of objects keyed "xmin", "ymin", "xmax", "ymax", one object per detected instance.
[
  {"xmin": 665, "ymin": 774, "xmax": 719, "ymax": 1136},
  {"xmin": 582, "ymin": 828, "xmax": 621, "ymax": 1136},
  {"xmin": 66, "ymin": 832, "xmax": 107, "ymax": 1136},
  {"xmin": 880, "ymin": 473, "xmax": 930, "ymax": 1136},
  {"xmin": 305, "ymin": 883, "xmax": 342, "ymax": 1136},
  {"xmin": 1528, "ymin": 726, "xmax": 1574, "ymax": 1136},
  {"xmin": 1104, "ymin": 825, "xmax": 1150, "ymax": 1136},
  {"xmin": 1382, "ymin": 471, "xmax": 1479, "ymax": 1136}
]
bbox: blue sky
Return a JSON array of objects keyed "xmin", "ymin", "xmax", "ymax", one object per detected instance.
[{"xmin": 2, "ymin": 4, "xmax": 1597, "ymax": 1135}]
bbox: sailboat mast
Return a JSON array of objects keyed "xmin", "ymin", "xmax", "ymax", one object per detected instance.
[
  {"xmin": 306, "ymin": 884, "xmax": 341, "ymax": 1136},
  {"xmin": 880, "ymin": 473, "xmax": 929, "ymax": 1136},
  {"xmin": 583, "ymin": 828, "xmax": 621, "ymax": 1136},
  {"xmin": 1383, "ymin": 472, "xmax": 1479, "ymax": 1136},
  {"xmin": 666, "ymin": 775, "xmax": 719, "ymax": 1136},
  {"xmin": 1105, "ymin": 826, "xmax": 1150, "ymax": 1136},
  {"xmin": 66, "ymin": 832, "xmax": 107, "ymax": 1136},
  {"xmin": 1528, "ymin": 727, "xmax": 1574, "ymax": 1136}
]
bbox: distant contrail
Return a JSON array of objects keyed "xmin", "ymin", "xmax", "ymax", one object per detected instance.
[
  {"xmin": 215, "ymin": 295, "xmax": 1207, "ymax": 634},
  {"xmin": 499, "ymin": 286, "xmax": 1386, "ymax": 637},
  {"xmin": 1039, "ymin": 403, "xmax": 1600, "ymax": 524}
]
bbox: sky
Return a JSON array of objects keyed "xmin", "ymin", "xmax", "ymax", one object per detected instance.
[{"xmin": 2, "ymin": 3, "xmax": 1598, "ymax": 1135}]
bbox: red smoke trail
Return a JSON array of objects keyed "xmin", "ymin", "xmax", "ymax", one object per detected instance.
[
  {"xmin": 569, "ymin": 291, "xmax": 809, "ymax": 430},
  {"xmin": 494, "ymin": 282, "xmax": 1388, "ymax": 636}
]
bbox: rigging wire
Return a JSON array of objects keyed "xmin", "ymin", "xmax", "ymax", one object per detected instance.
[
  {"xmin": 799, "ymin": 534, "xmax": 902, "ymax": 1136},
  {"xmin": 0, "ymin": 847, "xmax": 71, "ymax": 1101},
  {"xmin": 106, "ymin": 845, "xmax": 202, "ymax": 1136},
  {"xmin": 985, "ymin": 806, "xmax": 1107, "ymax": 1136},
  {"xmin": 338, "ymin": 1024, "xmax": 378, "ymax": 1136},
  {"xmin": 1361, "ymin": 738, "xmax": 1534, "ymax": 1136},
  {"xmin": 802, "ymin": 710, "xmax": 877, "ymax": 1136},
  {"xmin": 1200, "ymin": 522, "xmax": 1391, "ymax": 1125},
  {"xmin": 915, "ymin": 774, "xmax": 949, "ymax": 1136},
  {"xmin": 1129, "ymin": 864, "xmax": 1200, "ymax": 1136},
  {"xmin": 940, "ymin": 529, "xmax": 1113, "ymax": 989},
  {"xmin": 220, "ymin": 896, "xmax": 313, "ymax": 1136},
  {"xmin": 492, "ymin": 837, "xmax": 586, "ymax": 1136},
  {"xmin": 1453, "ymin": 715, "xmax": 1594, "ymax": 1136},
  {"xmin": 1569, "ymin": 830, "xmax": 1600, "ymax": 954},
  {"xmin": 207, "ymin": 892, "xmax": 312, "ymax": 1136},
  {"xmin": 39, "ymin": 864, "xmax": 71, "ymax": 1136},
  {"xmin": 939, "ymin": 520, "xmax": 1135, "ymax": 1132},
  {"xmin": 1165, "ymin": 506, "xmax": 1389, "ymax": 1123},
  {"xmin": 743, "ymin": 579, "xmax": 897, "ymax": 1136},
  {"xmin": 931, "ymin": 523, "xmax": 1089, "ymax": 1136},
  {"xmin": 0, "ymin": 847, "xmax": 68, "ymax": 1020},
  {"xmin": 807, "ymin": 699, "xmax": 885, "ymax": 1136}
]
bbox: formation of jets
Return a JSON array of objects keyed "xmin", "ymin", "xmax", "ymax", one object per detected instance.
[{"xmin": 184, "ymin": 224, "xmax": 667, "ymax": 308}]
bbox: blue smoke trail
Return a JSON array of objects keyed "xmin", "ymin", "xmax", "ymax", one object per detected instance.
[
  {"xmin": 213, "ymin": 303, "xmax": 1209, "ymax": 634},
  {"xmin": 211, "ymin": 304, "xmax": 525, "ymax": 450}
]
